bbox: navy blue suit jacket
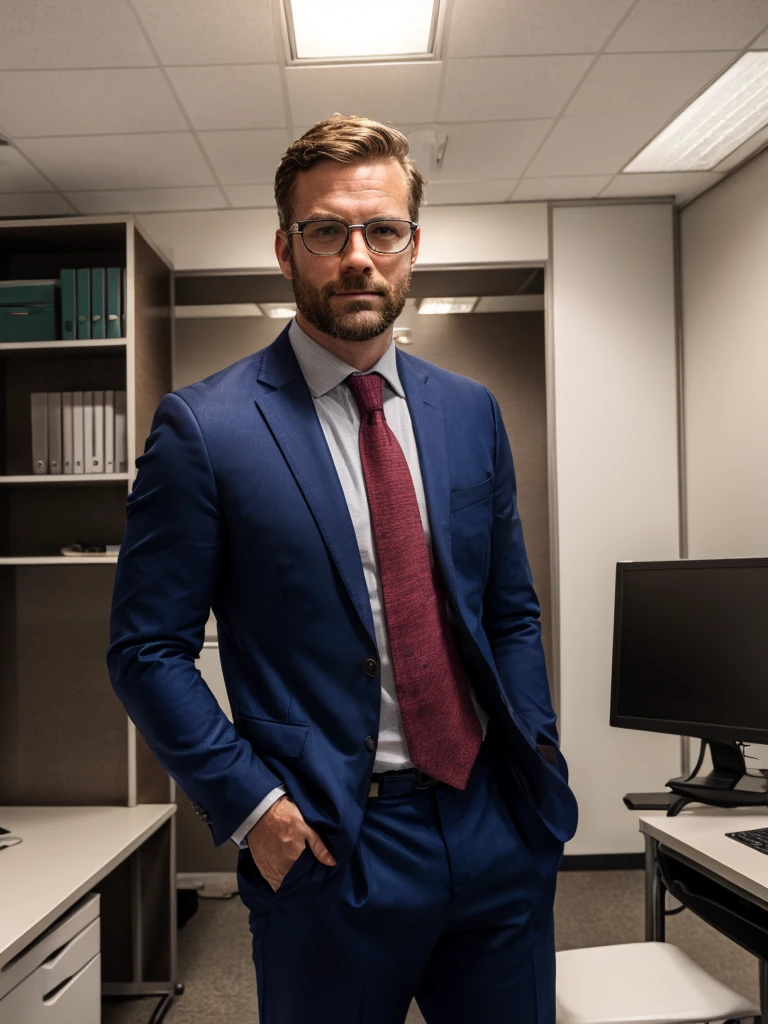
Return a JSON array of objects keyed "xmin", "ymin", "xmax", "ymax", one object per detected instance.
[{"xmin": 107, "ymin": 325, "xmax": 578, "ymax": 860}]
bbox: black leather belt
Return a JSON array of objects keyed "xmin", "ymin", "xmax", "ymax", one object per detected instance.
[{"xmin": 368, "ymin": 766, "xmax": 440, "ymax": 798}]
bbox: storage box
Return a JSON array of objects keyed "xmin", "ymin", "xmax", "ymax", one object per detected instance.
[{"xmin": 0, "ymin": 279, "xmax": 60, "ymax": 342}]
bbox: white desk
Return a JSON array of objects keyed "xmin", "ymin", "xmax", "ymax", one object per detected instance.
[
  {"xmin": 0, "ymin": 804, "xmax": 175, "ymax": 972},
  {"xmin": 640, "ymin": 807, "xmax": 768, "ymax": 1015}
]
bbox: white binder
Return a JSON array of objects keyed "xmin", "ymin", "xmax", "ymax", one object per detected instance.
[
  {"xmin": 47, "ymin": 392, "xmax": 62, "ymax": 474},
  {"xmin": 73, "ymin": 391, "xmax": 84, "ymax": 474},
  {"xmin": 104, "ymin": 390, "xmax": 115, "ymax": 474},
  {"xmin": 83, "ymin": 391, "xmax": 94, "ymax": 474},
  {"xmin": 115, "ymin": 390, "xmax": 127, "ymax": 473},
  {"xmin": 92, "ymin": 390, "xmax": 104, "ymax": 473},
  {"xmin": 62, "ymin": 391, "xmax": 74, "ymax": 474},
  {"xmin": 30, "ymin": 393, "xmax": 48, "ymax": 475}
]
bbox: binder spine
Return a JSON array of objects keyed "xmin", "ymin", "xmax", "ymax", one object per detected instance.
[
  {"xmin": 76, "ymin": 268, "xmax": 90, "ymax": 340},
  {"xmin": 104, "ymin": 390, "xmax": 115, "ymax": 474},
  {"xmin": 115, "ymin": 390, "xmax": 127, "ymax": 473},
  {"xmin": 62, "ymin": 391, "xmax": 74, "ymax": 473},
  {"xmin": 91, "ymin": 268, "xmax": 106, "ymax": 340},
  {"xmin": 106, "ymin": 268, "xmax": 121, "ymax": 339},
  {"xmin": 60, "ymin": 269, "xmax": 76, "ymax": 340},
  {"xmin": 30, "ymin": 392, "xmax": 48, "ymax": 475},
  {"xmin": 92, "ymin": 389, "xmax": 104, "ymax": 473},
  {"xmin": 83, "ymin": 391, "xmax": 94, "ymax": 474},
  {"xmin": 47, "ymin": 392, "xmax": 62, "ymax": 474},
  {"xmin": 73, "ymin": 391, "xmax": 84, "ymax": 474}
]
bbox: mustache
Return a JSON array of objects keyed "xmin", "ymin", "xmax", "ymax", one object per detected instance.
[{"xmin": 332, "ymin": 284, "xmax": 385, "ymax": 295}]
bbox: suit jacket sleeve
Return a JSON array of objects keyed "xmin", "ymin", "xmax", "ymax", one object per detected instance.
[
  {"xmin": 481, "ymin": 387, "xmax": 561, "ymax": 753},
  {"xmin": 107, "ymin": 391, "xmax": 284, "ymax": 845}
]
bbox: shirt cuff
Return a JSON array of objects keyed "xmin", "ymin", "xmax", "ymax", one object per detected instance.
[{"xmin": 230, "ymin": 785, "xmax": 288, "ymax": 849}]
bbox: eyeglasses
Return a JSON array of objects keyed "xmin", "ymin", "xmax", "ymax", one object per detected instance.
[{"xmin": 286, "ymin": 218, "xmax": 418, "ymax": 256}]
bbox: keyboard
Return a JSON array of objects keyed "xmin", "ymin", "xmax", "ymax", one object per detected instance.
[{"xmin": 726, "ymin": 826, "xmax": 768, "ymax": 854}]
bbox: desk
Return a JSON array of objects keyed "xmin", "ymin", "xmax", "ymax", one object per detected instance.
[
  {"xmin": 0, "ymin": 805, "xmax": 177, "ymax": 1010},
  {"xmin": 640, "ymin": 808, "xmax": 768, "ymax": 1016}
]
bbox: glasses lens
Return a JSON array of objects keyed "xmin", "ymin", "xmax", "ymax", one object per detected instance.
[
  {"xmin": 302, "ymin": 221, "xmax": 348, "ymax": 254},
  {"xmin": 365, "ymin": 220, "xmax": 412, "ymax": 253}
]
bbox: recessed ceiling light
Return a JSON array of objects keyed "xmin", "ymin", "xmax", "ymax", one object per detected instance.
[
  {"xmin": 624, "ymin": 52, "xmax": 768, "ymax": 173},
  {"xmin": 260, "ymin": 303, "xmax": 297, "ymax": 319},
  {"xmin": 284, "ymin": 0, "xmax": 441, "ymax": 62},
  {"xmin": 418, "ymin": 297, "xmax": 479, "ymax": 314}
]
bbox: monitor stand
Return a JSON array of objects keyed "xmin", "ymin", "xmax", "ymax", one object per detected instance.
[{"xmin": 665, "ymin": 739, "xmax": 768, "ymax": 816}]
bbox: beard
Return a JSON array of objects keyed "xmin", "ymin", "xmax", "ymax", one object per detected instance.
[{"xmin": 289, "ymin": 251, "xmax": 412, "ymax": 342}]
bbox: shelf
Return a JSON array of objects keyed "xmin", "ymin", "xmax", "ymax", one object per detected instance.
[
  {"xmin": 0, "ymin": 340, "xmax": 127, "ymax": 351},
  {"xmin": 0, "ymin": 474, "xmax": 130, "ymax": 484},
  {"xmin": 0, "ymin": 556, "xmax": 119, "ymax": 565}
]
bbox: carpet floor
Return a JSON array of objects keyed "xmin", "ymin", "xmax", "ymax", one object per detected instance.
[{"xmin": 102, "ymin": 869, "xmax": 761, "ymax": 1023}]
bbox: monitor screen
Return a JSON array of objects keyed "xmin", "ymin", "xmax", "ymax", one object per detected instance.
[{"xmin": 610, "ymin": 559, "xmax": 768, "ymax": 744}]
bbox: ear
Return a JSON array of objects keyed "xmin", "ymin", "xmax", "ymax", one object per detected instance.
[{"xmin": 275, "ymin": 230, "xmax": 294, "ymax": 280}]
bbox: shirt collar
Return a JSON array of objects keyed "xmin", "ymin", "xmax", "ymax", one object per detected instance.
[{"xmin": 288, "ymin": 317, "xmax": 405, "ymax": 400}]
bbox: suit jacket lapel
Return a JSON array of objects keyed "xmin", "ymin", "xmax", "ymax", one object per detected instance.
[
  {"xmin": 254, "ymin": 328, "xmax": 377, "ymax": 647},
  {"xmin": 396, "ymin": 348, "xmax": 458, "ymax": 605}
]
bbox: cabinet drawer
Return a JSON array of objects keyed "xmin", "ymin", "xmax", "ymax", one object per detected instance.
[
  {"xmin": 0, "ymin": 952, "xmax": 100, "ymax": 1024},
  {"xmin": 0, "ymin": 893, "xmax": 100, "ymax": 999}
]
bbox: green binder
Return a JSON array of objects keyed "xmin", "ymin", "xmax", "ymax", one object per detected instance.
[
  {"xmin": 76, "ymin": 268, "xmax": 90, "ymax": 340},
  {"xmin": 60, "ymin": 269, "xmax": 76, "ymax": 340},
  {"xmin": 91, "ymin": 268, "xmax": 105, "ymax": 339},
  {"xmin": 106, "ymin": 268, "xmax": 121, "ymax": 339}
]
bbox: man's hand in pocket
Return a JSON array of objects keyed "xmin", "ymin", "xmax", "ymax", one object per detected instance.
[{"xmin": 246, "ymin": 795, "xmax": 336, "ymax": 892}]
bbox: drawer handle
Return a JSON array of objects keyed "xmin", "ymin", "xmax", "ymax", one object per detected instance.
[{"xmin": 43, "ymin": 956, "xmax": 95, "ymax": 1004}]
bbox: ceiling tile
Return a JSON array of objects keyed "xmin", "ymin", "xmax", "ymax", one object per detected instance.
[
  {"xmin": 197, "ymin": 129, "xmax": 289, "ymax": 184},
  {"xmin": 423, "ymin": 180, "xmax": 517, "ymax": 204},
  {"xmin": 433, "ymin": 120, "xmax": 552, "ymax": 179},
  {"xmin": 16, "ymin": 133, "xmax": 217, "ymax": 191},
  {"xmin": 0, "ymin": 193, "xmax": 73, "ymax": 217},
  {"xmin": 286, "ymin": 63, "xmax": 441, "ymax": 126},
  {"xmin": 130, "ymin": 0, "xmax": 276, "ymax": 65},
  {"xmin": 512, "ymin": 175, "xmax": 612, "ymax": 200},
  {"xmin": 753, "ymin": 28, "xmax": 768, "ymax": 48},
  {"xmin": 525, "ymin": 112, "xmax": 668, "ymax": 176},
  {"xmin": 0, "ymin": 0, "xmax": 155, "ymax": 70},
  {"xmin": 66, "ymin": 186, "xmax": 226, "ymax": 214},
  {"xmin": 0, "ymin": 146, "xmax": 55, "ymax": 192},
  {"xmin": 566, "ymin": 52, "xmax": 736, "ymax": 119},
  {"xmin": 601, "ymin": 171, "xmax": 725, "ymax": 203},
  {"xmin": 440, "ymin": 56, "xmax": 593, "ymax": 122},
  {"xmin": 607, "ymin": 0, "xmax": 768, "ymax": 51},
  {"xmin": 224, "ymin": 184, "xmax": 276, "ymax": 207},
  {"xmin": 167, "ymin": 65, "xmax": 285, "ymax": 131},
  {"xmin": 447, "ymin": 0, "xmax": 634, "ymax": 56},
  {"xmin": 0, "ymin": 70, "xmax": 187, "ymax": 138}
]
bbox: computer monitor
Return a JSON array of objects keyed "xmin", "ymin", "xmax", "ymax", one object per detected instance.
[{"xmin": 610, "ymin": 557, "xmax": 768, "ymax": 808}]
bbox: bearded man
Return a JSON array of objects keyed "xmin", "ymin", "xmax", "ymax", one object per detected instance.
[{"xmin": 108, "ymin": 113, "xmax": 578, "ymax": 1024}]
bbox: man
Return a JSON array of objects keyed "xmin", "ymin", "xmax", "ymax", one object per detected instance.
[{"xmin": 107, "ymin": 113, "xmax": 578, "ymax": 1023}]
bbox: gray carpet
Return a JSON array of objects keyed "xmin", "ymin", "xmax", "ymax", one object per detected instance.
[{"xmin": 102, "ymin": 870, "xmax": 761, "ymax": 1023}]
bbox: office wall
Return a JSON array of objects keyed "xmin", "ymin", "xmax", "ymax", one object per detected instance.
[
  {"xmin": 680, "ymin": 148, "xmax": 768, "ymax": 773},
  {"xmin": 174, "ymin": 307, "xmax": 550, "ymax": 873},
  {"xmin": 137, "ymin": 202, "xmax": 548, "ymax": 271},
  {"xmin": 551, "ymin": 203, "xmax": 681, "ymax": 856}
]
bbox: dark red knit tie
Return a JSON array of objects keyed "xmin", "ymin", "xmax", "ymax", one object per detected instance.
[{"xmin": 346, "ymin": 371, "xmax": 483, "ymax": 790}]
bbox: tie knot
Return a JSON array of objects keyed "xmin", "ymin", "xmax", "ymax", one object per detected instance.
[{"xmin": 346, "ymin": 372, "xmax": 384, "ymax": 417}]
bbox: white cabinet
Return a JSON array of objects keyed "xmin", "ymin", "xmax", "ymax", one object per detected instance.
[{"xmin": 0, "ymin": 894, "xmax": 100, "ymax": 1024}]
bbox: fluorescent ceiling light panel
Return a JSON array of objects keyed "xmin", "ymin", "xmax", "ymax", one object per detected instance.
[
  {"xmin": 625, "ymin": 52, "xmax": 768, "ymax": 173},
  {"xmin": 418, "ymin": 297, "xmax": 478, "ymax": 314},
  {"xmin": 260, "ymin": 302, "xmax": 297, "ymax": 318},
  {"xmin": 175, "ymin": 304, "xmax": 263, "ymax": 319},
  {"xmin": 288, "ymin": 0, "xmax": 436, "ymax": 59}
]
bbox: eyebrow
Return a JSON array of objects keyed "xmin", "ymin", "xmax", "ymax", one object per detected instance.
[{"xmin": 301, "ymin": 212, "xmax": 405, "ymax": 222}]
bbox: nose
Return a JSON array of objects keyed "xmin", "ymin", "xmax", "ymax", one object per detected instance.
[{"xmin": 339, "ymin": 225, "xmax": 375, "ymax": 271}]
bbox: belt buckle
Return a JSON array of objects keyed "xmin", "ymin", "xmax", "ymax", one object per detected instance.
[
  {"xmin": 368, "ymin": 780, "xmax": 380, "ymax": 798},
  {"xmin": 414, "ymin": 769, "xmax": 436, "ymax": 790}
]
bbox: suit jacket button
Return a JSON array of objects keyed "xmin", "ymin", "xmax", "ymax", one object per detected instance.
[
  {"xmin": 365, "ymin": 735, "xmax": 376, "ymax": 752},
  {"xmin": 363, "ymin": 659, "xmax": 378, "ymax": 677}
]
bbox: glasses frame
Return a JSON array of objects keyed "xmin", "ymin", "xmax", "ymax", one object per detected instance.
[{"xmin": 286, "ymin": 217, "xmax": 419, "ymax": 256}]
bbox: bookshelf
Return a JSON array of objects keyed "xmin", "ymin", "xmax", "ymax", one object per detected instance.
[{"xmin": 0, "ymin": 215, "xmax": 176, "ymax": 1001}]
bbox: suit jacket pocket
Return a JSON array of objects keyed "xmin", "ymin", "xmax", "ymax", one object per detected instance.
[
  {"xmin": 450, "ymin": 475, "xmax": 494, "ymax": 513},
  {"xmin": 236, "ymin": 715, "xmax": 309, "ymax": 759}
]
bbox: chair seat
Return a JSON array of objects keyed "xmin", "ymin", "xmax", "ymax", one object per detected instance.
[{"xmin": 556, "ymin": 942, "xmax": 759, "ymax": 1024}]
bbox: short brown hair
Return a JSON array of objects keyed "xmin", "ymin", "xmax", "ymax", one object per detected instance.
[{"xmin": 274, "ymin": 114, "xmax": 427, "ymax": 232}]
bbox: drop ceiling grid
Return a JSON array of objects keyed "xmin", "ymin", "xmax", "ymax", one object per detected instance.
[{"xmin": 0, "ymin": 0, "xmax": 766, "ymax": 215}]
